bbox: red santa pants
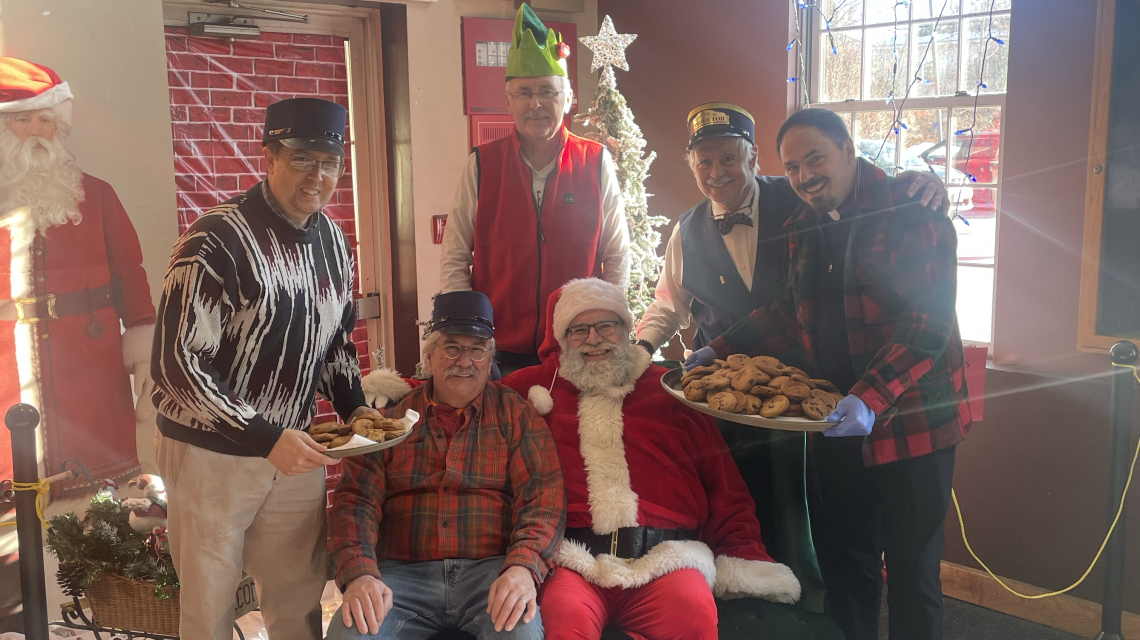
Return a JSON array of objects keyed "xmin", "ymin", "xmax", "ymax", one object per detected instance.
[{"xmin": 537, "ymin": 567, "xmax": 718, "ymax": 640}]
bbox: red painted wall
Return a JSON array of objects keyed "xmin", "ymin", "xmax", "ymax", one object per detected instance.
[{"xmin": 990, "ymin": 2, "xmax": 1103, "ymax": 375}]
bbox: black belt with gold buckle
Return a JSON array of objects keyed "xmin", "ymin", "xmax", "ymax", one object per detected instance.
[
  {"xmin": 564, "ymin": 526, "xmax": 698, "ymax": 560},
  {"xmin": 11, "ymin": 284, "xmax": 115, "ymax": 324}
]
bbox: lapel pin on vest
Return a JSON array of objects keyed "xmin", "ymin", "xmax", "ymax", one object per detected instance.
[{"xmin": 720, "ymin": 275, "xmax": 726, "ymax": 284}]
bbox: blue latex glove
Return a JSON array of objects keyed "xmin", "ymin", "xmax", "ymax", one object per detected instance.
[
  {"xmin": 823, "ymin": 394, "xmax": 876, "ymax": 437},
  {"xmin": 684, "ymin": 346, "xmax": 717, "ymax": 371}
]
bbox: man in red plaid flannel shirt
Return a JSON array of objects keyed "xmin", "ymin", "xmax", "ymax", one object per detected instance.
[
  {"xmin": 688, "ymin": 108, "xmax": 971, "ymax": 640},
  {"xmin": 327, "ymin": 290, "xmax": 565, "ymax": 640}
]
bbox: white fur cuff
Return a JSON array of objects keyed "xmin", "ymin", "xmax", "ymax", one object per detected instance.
[
  {"xmin": 361, "ymin": 368, "xmax": 412, "ymax": 409},
  {"xmin": 121, "ymin": 324, "xmax": 155, "ymax": 369},
  {"xmin": 713, "ymin": 555, "xmax": 801, "ymax": 604}
]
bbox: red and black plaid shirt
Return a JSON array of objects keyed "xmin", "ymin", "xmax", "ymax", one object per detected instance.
[
  {"xmin": 711, "ymin": 159, "xmax": 971, "ymax": 466},
  {"xmin": 328, "ymin": 380, "xmax": 565, "ymax": 588}
]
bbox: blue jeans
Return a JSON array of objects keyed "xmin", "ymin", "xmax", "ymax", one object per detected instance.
[{"xmin": 326, "ymin": 556, "xmax": 543, "ymax": 640}]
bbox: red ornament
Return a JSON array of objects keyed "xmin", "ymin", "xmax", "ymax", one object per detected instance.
[{"xmin": 558, "ymin": 42, "xmax": 571, "ymax": 60}]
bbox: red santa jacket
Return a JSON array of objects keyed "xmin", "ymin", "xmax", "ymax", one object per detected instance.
[
  {"xmin": 498, "ymin": 291, "xmax": 801, "ymax": 603},
  {"xmin": 472, "ymin": 127, "xmax": 605, "ymax": 355},
  {"xmin": 0, "ymin": 173, "xmax": 154, "ymax": 493}
]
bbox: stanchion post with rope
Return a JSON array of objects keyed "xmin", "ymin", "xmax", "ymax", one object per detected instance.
[
  {"xmin": 1097, "ymin": 340, "xmax": 1137, "ymax": 640},
  {"xmin": 5, "ymin": 402, "xmax": 49, "ymax": 640}
]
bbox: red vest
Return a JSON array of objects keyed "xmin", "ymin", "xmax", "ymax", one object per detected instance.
[{"xmin": 473, "ymin": 128, "xmax": 605, "ymax": 354}]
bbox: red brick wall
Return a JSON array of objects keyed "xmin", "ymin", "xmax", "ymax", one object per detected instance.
[{"xmin": 164, "ymin": 28, "xmax": 370, "ymax": 427}]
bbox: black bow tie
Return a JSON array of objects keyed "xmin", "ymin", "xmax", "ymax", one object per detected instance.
[{"xmin": 716, "ymin": 211, "xmax": 754, "ymax": 235}]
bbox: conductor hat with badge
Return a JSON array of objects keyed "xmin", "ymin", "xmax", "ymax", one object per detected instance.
[
  {"xmin": 262, "ymin": 97, "xmax": 347, "ymax": 156},
  {"xmin": 686, "ymin": 102, "xmax": 755, "ymax": 150}
]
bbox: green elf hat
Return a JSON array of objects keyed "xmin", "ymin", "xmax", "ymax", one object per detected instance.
[{"xmin": 506, "ymin": 3, "xmax": 570, "ymax": 80}]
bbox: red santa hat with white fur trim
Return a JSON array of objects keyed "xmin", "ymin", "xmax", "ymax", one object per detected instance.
[
  {"xmin": 0, "ymin": 57, "xmax": 73, "ymax": 124},
  {"xmin": 540, "ymin": 278, "xmax": 634, "ymax": 359},
  {"xmin": 528, "ymin": 278, "xmax": 642, "ymax": 415}
]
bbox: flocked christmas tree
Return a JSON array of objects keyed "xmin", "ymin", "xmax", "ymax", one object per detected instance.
[{"xmin": 577, "ymin": 17, "xmax": 668, "ymax": 325}]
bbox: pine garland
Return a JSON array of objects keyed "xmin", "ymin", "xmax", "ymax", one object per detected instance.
[
  {"xmin": 575, "ymin": 66, "xmax": 669, "ymax": 326},
  {"xmin": 46, "ymin": 493, "xmax": 178, "ymax": 600}
]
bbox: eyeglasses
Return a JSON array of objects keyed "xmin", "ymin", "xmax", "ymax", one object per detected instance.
[
  {"xmin": 565, "ymin": 320, "xmax": 624, "ymax": 341},
  {"xmin": 439, "ymin": 344, "xmax": 491, "ymax": 362},
  {"xmin": 507, "ymin": 88, "xmax": 563, "ymax": 103},
  {"xmin": 287, "ymin": 153, "xmax": 345, "ymax": 177}
]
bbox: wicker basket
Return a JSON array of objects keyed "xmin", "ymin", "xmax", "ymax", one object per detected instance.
[{"xmin": 85, "ymin": 574, "xmax": 180, "ymax": 635}]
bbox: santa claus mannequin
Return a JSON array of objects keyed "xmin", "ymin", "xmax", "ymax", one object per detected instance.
[{"xmin": 0, "ymin": 57, "xmax": 156, "ymax": 496}]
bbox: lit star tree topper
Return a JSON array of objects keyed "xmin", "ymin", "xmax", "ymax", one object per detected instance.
[
  {"xmin": 576, "ymin": 17, "xmax": 667, "ymax": 329},
  {"xmin": 579, "ymin": 15, "xmax": 636, "ymax": 72}
]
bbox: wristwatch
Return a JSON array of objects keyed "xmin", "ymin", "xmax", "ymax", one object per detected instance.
[{"xmin": 635, "ymin": 339, "xmax": 655, "ymax": 354}]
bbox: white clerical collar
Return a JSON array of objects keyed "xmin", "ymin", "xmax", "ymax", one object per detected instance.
[{"xmin": 710, "ymin": 178, "xmax": 758, "ymax": 219}]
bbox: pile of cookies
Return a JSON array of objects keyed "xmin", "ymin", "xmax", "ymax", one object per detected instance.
[
  {"xmin": 309, "ymin": 415, "xmax": 408, "ymax": 448},
  {"xmin": 680, "ymin": 354, "xmax": 845, "ymax": 420}
]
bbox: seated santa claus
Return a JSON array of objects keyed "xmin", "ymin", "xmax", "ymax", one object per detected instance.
[{"xmin": 496, "ymin": 278, "xmax": 799, "ymax": 640}]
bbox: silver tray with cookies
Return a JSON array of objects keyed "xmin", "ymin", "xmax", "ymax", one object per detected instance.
[
  {"xmin": 309, "ymin": 409, "xmax": 420, "ymax": 459},
  {"xmin": 661, "ymin": 354, "xmax": 844, "ymax": 432}
]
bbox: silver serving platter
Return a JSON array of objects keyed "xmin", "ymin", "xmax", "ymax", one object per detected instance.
[{"xmin": 661, "ymin": 368, "xmax": 832, "ymax": 432}]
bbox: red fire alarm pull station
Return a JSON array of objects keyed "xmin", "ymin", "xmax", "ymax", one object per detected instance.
[
  {"xmin": 432, "ymin": 215, "xmax": 448, "ymax": 245},
  {"xmin": 460, "ymin": 16, "xmax": 578, "ymax": 147}
]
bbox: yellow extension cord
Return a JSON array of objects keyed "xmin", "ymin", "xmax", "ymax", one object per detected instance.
[{"xmin": 951, "ymin": 362, "xmax": 1140, "ymax": 599}]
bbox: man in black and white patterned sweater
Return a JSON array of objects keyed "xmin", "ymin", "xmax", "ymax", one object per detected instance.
[{"xmin": 151, "ymin": 98, "xmax": 381, "ymax": 640}]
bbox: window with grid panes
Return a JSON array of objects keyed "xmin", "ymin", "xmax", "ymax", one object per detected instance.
[{"xmin": 807, "ymin": 0, "xmax": 1010, "ymax": 344}]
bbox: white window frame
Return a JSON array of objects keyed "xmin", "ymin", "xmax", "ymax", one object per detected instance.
[{"xmin": 804, "ymin": 2, "xmax": 1011, "ymax": 348}]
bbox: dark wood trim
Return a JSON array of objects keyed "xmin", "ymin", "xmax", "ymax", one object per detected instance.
[{"xmin": 379, "ymin": 3, "xmax": 421, "ymax": 375}]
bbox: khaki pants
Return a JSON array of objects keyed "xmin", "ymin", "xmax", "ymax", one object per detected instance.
[{"xmin": 156, "ymin": 430, "xmax": 327, "ymax": 640}]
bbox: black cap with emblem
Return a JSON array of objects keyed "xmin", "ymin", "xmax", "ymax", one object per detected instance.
[
  {"xmin": 263, "ymin": 97, "xmax": 347, "ymax": 156},
  {"xmin": 686, "ymin": 102, "xmax": 755, "ymax": 150}
]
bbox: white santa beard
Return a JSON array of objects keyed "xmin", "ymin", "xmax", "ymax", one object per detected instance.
[
  {"xmin": 0, "ymin": 128, "xmax": 84, "ymax": 235},
  {"xmin": 559, "ymin": 341, "xmax": 637, "ymax": 393}
]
